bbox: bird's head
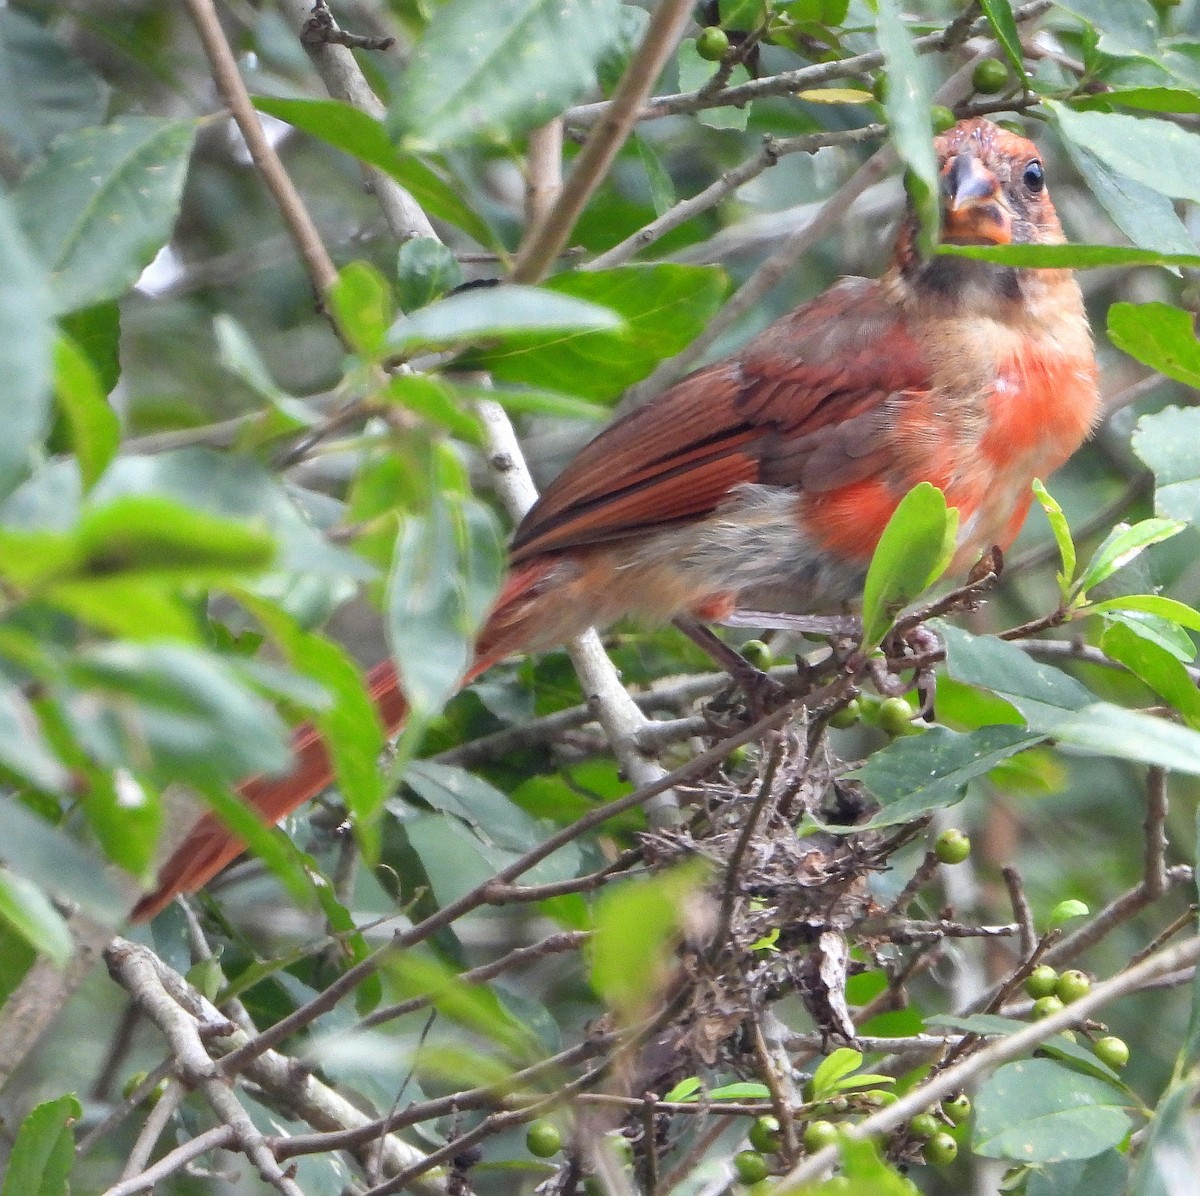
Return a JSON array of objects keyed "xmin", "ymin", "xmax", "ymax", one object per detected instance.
[{"xmin": 891, "ymin": 118, "xmax": 1071, "ymax": 311}]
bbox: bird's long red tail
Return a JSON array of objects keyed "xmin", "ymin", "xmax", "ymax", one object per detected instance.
[{"xmin": 130, "ymin": 561, "xmax": 552, "ymax": 921}]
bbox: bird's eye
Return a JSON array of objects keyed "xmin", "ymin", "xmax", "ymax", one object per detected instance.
[{"xmin": 1023, "ymin": 160, "xmax": 1045, "ymax": 193}]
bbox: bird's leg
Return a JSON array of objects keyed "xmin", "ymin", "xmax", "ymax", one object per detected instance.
[{"xmin": 673, "ymin": 616, "xmax": 789, "ymax": 713}]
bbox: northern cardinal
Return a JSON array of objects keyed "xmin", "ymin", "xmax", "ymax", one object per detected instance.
[{"xmin": 133, "ymin": 118, "xmax": 1098, "ymax": 920}]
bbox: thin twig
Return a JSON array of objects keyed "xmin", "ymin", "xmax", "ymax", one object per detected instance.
[
  {"xmin": 1002, "ymin": 866, "xmax": 1037, "ymax": 958},
  {"xmin": 1143, "ymin": 766, "xmax": 1169, "ymax": 900},
  {"xmin": 511, "ymin": 0, "xmax": 694, "ymax": 282}
]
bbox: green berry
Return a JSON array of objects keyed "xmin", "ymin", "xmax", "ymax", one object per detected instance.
[
  {"xmin": 749, "ymin": 1115, "xmax": 782, "ymax": 1154},
  {"xmin": 971, "ymin": 57, "xmax": 1010, "ymax": 94},
  {"xmin": 829, "ymin": 698, "xmax": 861, "ymax": 729},
  {"xmin": 803, "ymin": 1119, "xmax": 840, "ymax": 1151},
  {"xmin": 934, "ymin": 828, "xmax": 971, "ymax": 865},
  {"xmin": 909, "ymin": 1112, "xmax": 940, "ymax": 1140},
  {"xmin": 878, "ymin": 696, "xmax": 917, "ymax": 737},
  {"xmin": 930, "ymin": 105, "xmax": 958, "ymax": 134},
  {"xmin": 741, "ymin": 639, "xmax": 773, "ymax": 669},
  {"xmin": 734, "ymin": 1150, "xmax": 769, "ymax": 1184},
  {"xmin": 525, "ymin": 1119, "xmax": 562, "ymax": 1158},
  {"xmin": 1094, "ymin": 1035, "xmax": 1130, "ymax": 1069},
  {"xmin": 925, "ymin": 1131, "xmax": 958, "ymax": 1166},
  {"xmin": 1032, "ymin": 995, "xmax": 1065, "ymax": 1020},
  {"xmin": 1055, "ymin": 969, "xmax": 1091, "ymax": 1004},
  {"xmin": 697, "ymin": 27, "xmax": 730, "ymax": 61},
  {"xmin": 1024, "ymin": 965, "xmax": 1059, "ymax": 1000},
  {"xmin": 942, "ymin": 1094, "xmax": 971, "ymax": 1125}
]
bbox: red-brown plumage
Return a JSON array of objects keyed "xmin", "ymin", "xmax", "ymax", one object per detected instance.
[{"xmin": 132, "ymin": 118, "xmax": 1098, "ymax": 921}]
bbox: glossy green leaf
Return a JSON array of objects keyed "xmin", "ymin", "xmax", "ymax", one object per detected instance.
[
  {"xmin": 636, "ymin": 135, "xmax": 676, "ymax": 218},
  {"xmin": 1054, "ymin": 0, "xmax": 1157, "ymax": 57},
  {"xmin": 1090, "ymin": 604, "xmax": 1198, "ymax": 661},
  {"xmin": 456, "ymin": 383, "xmax": 607, "ymax": 422},
  {"xmin": 396, "ymin": 237, "xmax": 463, "ymax": 313},
  {"xmin": 251, "ymin": 97, "xmax": 495, "ymax": 246},
  {"xmin": 328, "ymin": 261, "xmax": 393, "ymax": 357},
  {"xmin": 974, "ymin": 1058, "xmax": 1132, "ymax": 1161},
  {"xmin": 78, "ymin": 768, "xmax": 161, "ymax": 878},
  {"xmin": 1108, "ymin": 302, "xmax": 1200, "ymax": 389},
  {"xmin": 1048, "ymin": 102, "xmax": 1200, "ymax": 205},
  {"xmin": 0, "ymin": 191, "xmax": 55, "ymax": 499},
  {"xmin": 1074, "ymin": 518, "xmax": 1185, "ymax": 597},
  {"xmin": 1072, "ymin": 86, "xmax": 1200, "ymax": 115},
  {"xmin": 53, "ymin": 335, "xmax": 119, "ymax": 490},
  {"xmin": 0, "ymin": 1092, "xmax": 81, "ymax": 1196},
  {"xmin": 1132, "ymin": 407, "xmax": 1200, "ymax": 526},
  {"xmin": 387, "ymin": 491, "xmax": 504, "ymax": 718},
  {"xmin": 406, "ymin": 760, "xmax": 547, "ymax": 853},
  {"xmin": 860, "ymin": 482, "xmax": 958, "ymax": 646},
  {"xmin": 0, "ymin": 868, "xmax": 72, "ymax": 967},
  {"xmin": 852, "ymin": 725, "xmax": 1045, "ymax": 827},
  {"xmin": 391, "ymin": 0, "xmax": 621, "ymax": 148},
  {"xmin": 59, "ymin": 301, "xmax": 120, "ymax": 397},
  {"xmin": 13, "ymin": 117, "xmax": 197, "ymax": 314},
  {"xmin": 386, "ymin": 285, "xmax": 622, "ymax": 356},
  {"xmin": 978, "ymin": 0, "xmax": 1025, "ymax": 76},
  {"xmin": 1032, "ymin": 479, "xmax": 1076, "ymax": 597},
  {"xmin": 877, "ymin": 0, "xmax": 938, "ymax": 257},
  {"xmin": 591, "ymin": 862, "xmax": 709, "ymax": 1020},
  {"xmin": 476, "ymin": 264, "xmax": 727, "ymax": 400},
  {"xmin": 1101, "ymin": 621, "xmax": 1200, "ymax": 729},
  {"xmin": 938, "ymin": 243, "xmax": 1200, "ymax": 269},
  {"xmin": 1132, "ymin": 1080, "xmax": 1200, "ymax": 1195},
  {"xmin": 834, "ymin": 1136, "xmax": 921, "ymax": 1195}
]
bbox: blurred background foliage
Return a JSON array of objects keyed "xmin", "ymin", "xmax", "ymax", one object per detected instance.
[{"xmin": 2, "ymin": 0, "xmax": 1200, "ymax": 1192}]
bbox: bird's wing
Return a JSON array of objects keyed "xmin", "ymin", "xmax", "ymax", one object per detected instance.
[{"xmin": 509, "ymin": 278, "xmax": 932, "ymax": 563}]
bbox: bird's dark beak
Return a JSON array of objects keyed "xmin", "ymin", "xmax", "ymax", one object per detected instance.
[{"xmin": 940, "ymin": 153, "xmax": 1012, "ymax": 245}]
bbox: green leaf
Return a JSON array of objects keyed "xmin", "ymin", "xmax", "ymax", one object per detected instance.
[
  {"xmin": 835, "ymin": 1136, "xmax": 921, "ymax": 1195},
  {"xmin": 1026, "ymin": 1152, "xmax": 1129, "ymax": 1196},
  {"xmin": 1132, "ymin": 407, "xmax": 1200, "ymax": 526},
  {"xmin": 1032, "ymin": 479, "xmax": 1076, "ymax": 597},
  {"xmin": 0, "ymin": 8, "xmax": 108, "ymax": 162},
  {"xmin": 391, "ymin": 0, "xmax": 622, "ymax": 148},
  {"xmin": 1047, "ymin": 102, "xmax": 1200, "ymax": 205},
  {"xmin": 1074, "ymin": 518, "xmax": 1185, "ymax": 598},
  {"xmin": 1101, "ymin": 621, "xmax": 1200, "ymax": 729},
  {"xmin": 380, "ymin": 950, "xmax": 539, "ymax": 1059},
  {"xmin": 0, "ymin": 797, "xmax": 127, "ymax": 925},
  {"xmin": 942, "ymin": 625, "xmax": 1200, "ymax": 774},
  {"xmin": 0, "ymin": 1092, "xmax": 81, "ymax": 1196},
  {"xmin": 851, "ymin": 725, "xmax": 1045, "ymax": 828},
  {"xmin": 978, "ymin": 0, "xmax": 1025, "ymax": 76},
  {"xmin": 387, "ymin": 490, "xmax": 504, "ymax": 718},
  {"xmin": 13, "ymin": 117, "xmax": 198, "ymax": 314},
  {"xmin": 384, "ymin": 375, "xmax": 481, "ymax": 442},
  {"xmin": 59, "ymin": 301, "xmax": 121, "ymax": 397},
  {"xmin": 251, "ymin": 97, "xmax": 495, "ymax": 246},
  {"xmin": 53, "ymin": 335, "xmax": 119, "ymax": 490},
  {"xmin": 396, "ymin": 238, "xmax": 463, "ymax": 313},
  {"xmin": 810, "ymin": 1047, "xmax": 864, "ymax": 1099},
  {"xmin": 456, "ymin": 383, "xmax": 607, "ymax": 422},
  {"xmin": 973, "ymin": 1058, "xmax": 1133, "ymax": 1162},
  {"xmin": 1053, "ymin": 0, "xmax": 1157, "ymax": 58},
  {"xmin": 677, "ymin": 41, "xmax": 751, "ymax": 131},
  {"xmin": 937, "ymin": 243, "xmax": 1200, "ymax": 269},
  {"xmin": 475, "ymin": 264, "xmax": 728, "ymax": 400},
  {"xmin": 406, "ymin": 760, "xmax": 548, "ymax": 853},
  {"xmin": 664, "ymin": 1076, "xmax": 702, "ymax": 1102},
  {"xmin": 590, "ymin": 862, "xmax": 710, "ymax": 1020},
  {"xmin": 860, "ymin": 482, "xmax": 957, "ymax": 646},
  {"xmin": 386, "ymin": 285, "xmax": 622, "ymax": 356},
  {"xmin": 0, "ymin": 868, "xmax": 72, "ymax": 967},
  {"xmin": 328, "ymin": 261, "xmax": 393, "ymax": 357},
  {"xmin": 877, "ymin": 0, "xmax": 938, "ymax": 258},
  {"xmin": 78, "ymin": 768, "xmax": 161, "ymax": 878},
  {"xmin": 1056, "ymin": 139, "xmax": 1197, "ymax": 260},
  {"xmin": 706, "ymin": 1081, "xmax": 771, "ymax": 1100},
  {"xmin": 1108, "ymin": 302, "xmax": 1200, "ymax": 389},
  {"xmin": 1071, "ymin": 87, "xmax": 1200, "ymax": 115},
  {"xmin": 240, "ymin": 597, "xmax": 387, "ymax": 860},
  {"xmin": 0, "ymin": 191, "xmax": 55, "ymax": 499},
  {"xmin": 635, "ymin": 135, "xmax": 676, "ymax": 218},
  {"xmin": 63, "ymin": 642, "xmax": 293, "ymax": 784}
]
